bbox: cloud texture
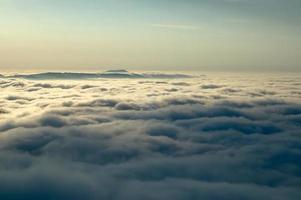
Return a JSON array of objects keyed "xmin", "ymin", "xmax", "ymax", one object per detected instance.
[{"xmin": 0, "ymin": 72, "xmax": 301, "ymax": 199}]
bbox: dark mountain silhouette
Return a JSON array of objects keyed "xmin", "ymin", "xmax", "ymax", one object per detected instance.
[{"xmin": 4, "ymin": 70, "xmax": 193, "ymax": 80}]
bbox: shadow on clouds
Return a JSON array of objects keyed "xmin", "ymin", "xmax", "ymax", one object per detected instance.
[{"xmin": 0, "ymin": 74, "xmax": 300, "ymax": 199}]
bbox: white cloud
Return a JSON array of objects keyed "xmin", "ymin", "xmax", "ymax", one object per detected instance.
[{"xmin": 0, "ymin": 72, "xmax": 301, "ymax": 199}]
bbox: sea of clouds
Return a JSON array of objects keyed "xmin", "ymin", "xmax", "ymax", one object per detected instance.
[{"xmin": 0, "ymin": 72, "xmax": 301, "ymax": 199}]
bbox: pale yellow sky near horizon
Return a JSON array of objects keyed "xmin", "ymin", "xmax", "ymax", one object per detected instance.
[{"xmin": 0, "ymin": 0, "xmax": 300, "ymax": 72}]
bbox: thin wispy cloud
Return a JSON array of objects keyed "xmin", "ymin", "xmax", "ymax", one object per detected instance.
[{"xmin": 151, "ymin": 23, "xmax": 201, "ymax": 30}]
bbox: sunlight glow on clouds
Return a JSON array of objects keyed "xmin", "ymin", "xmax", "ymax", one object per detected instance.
[{"xmin": 0, "ymin": 72, "xmax": 300, "ymax": 199}]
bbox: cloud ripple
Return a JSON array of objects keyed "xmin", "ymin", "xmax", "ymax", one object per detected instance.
[{"xmin": 0, "ymin": 72, "xmax": 300, "ymax": 200}]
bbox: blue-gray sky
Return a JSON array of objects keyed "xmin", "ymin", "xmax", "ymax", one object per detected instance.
[{"xmin": 0, "ymin": 0, "xmax": 300, "ymax": 71}]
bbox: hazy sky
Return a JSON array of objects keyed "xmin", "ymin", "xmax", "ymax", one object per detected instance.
[{"xmin": 0, "ymin": 0, "xmax": 300, "ymax": 72}]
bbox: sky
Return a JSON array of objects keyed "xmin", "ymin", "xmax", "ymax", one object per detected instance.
[{"xmin": 0, "ymin": 0, "xmax": 300, "ymax": 72}]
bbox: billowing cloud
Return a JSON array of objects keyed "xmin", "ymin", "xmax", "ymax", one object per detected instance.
[{"xmin": 0, "ymin": 72, "xmax": 300, "ymax": 199}]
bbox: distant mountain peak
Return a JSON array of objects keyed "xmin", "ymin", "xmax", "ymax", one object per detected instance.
[
  {"xmin": 3, "ymin": 70, "xmax": 194, "ymax": 80},
  {"xmin": 104, "ymin": 69, "xmax": 129, "ymax": 73}
]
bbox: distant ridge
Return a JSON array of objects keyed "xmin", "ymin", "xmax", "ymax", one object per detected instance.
[
  {"xmin": 105, "ymin": 69, "xmax": 129, "ymax": 73},
  {"xmin": 10, "ymin": 72, "xmax": 100, "ymax": 80},
  {"xmin": 4, "ymin": 70, "xmax": 193, "ymax": 80}
]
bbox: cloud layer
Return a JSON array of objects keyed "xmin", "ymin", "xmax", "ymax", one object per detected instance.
[{"xmin": 0, "ymin": 72, "xmax": 301, "ymax": 199}]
